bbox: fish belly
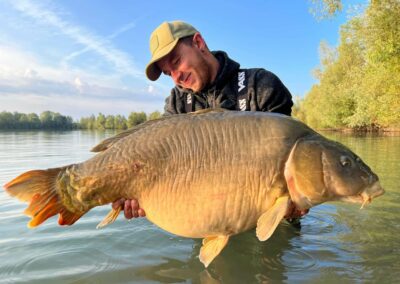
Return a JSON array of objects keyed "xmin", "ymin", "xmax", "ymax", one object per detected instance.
[{"xmin": 139, "ymin": 169, "xmax": 285, "ymax": 238}]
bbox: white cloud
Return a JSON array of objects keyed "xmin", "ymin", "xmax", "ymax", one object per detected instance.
[
  {"xmin": 0, "ymin": 45, "xmax": 37, "ymax": 79},
  {"xmin": 74, "ymin": 77, "xmax": 83, "ymax": 87},
  {"xmin": 147, "ymin": 85, "xmax": 155, "ymax": 93},
  {"xmin": 8, "ymin": 0, "xmax": 142, "ymax": 78},
  {"xmin": 74, "ymin": 77, "xmax": 83, "ymax": 92},
  {"xmin": 24, "ymin": 68, "xmax": 38, "ymax": 78},
  {"xmin": 62, "ymin": 21, "xmax": 137, "ymax": 67},
  {"xmin": 0, "ymin": 45, "xmax": 111, "ymax": 87}
]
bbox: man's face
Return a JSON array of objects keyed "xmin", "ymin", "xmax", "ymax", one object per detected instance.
[{"xmin": 156, "ymin": 38, "xmax": 210, "ymax": 92}]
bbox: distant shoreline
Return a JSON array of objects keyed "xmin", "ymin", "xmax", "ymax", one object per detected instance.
[{"xmin": 318, "ymin": 127, "xmax": 400, "ymax": 135}]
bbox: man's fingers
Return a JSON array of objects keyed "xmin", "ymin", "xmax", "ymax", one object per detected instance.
[
  {"xmin": 112, "ymin": 198, "xmax": 126, "ymax": 210},
  {"xmin": 131, "ymin": 199, "xmax": 139, "ymax": 211},
  {"xmin": 124, "ymin": 199, "xmax": 133, "ymax": 219},
  {"xmin": 124, "ymin": 210, "xmax": 133, "ymax": 219},
  {"xmin": 112, "ymin": 198, "xmax": 145, "ymax": 219},
  {"xmin": 138, "ymin": 208, "xmax": 146, "ymax": 217}
]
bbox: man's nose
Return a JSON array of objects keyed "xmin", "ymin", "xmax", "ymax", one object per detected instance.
[{"xmin": 171, "ymin": 70, "xmax": 182, "ymax": 83}]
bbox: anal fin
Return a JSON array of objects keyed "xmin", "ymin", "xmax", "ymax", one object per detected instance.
[
  {"xmin": 199, "ymin": 235, "xmax": 229, "ymax": 268},
  {"xmin": 256, "ymin": 196, "xmax": 290, "ymax": 241},
  {"xmin": 59, "ymin": 209, "xmax": 84, "ymax": 226}
]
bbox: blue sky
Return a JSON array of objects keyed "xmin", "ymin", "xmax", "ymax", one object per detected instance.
[{"xmin": 0, "ymin": 0, "xmax": 366, "ymax": 119}]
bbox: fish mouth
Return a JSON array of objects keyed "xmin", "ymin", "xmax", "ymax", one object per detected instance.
[{"xmin": 340, "ymin": 181, "xmax": 385, "ymax": 208}]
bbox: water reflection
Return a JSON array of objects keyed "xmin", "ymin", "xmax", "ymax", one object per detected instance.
[{"xmin": 130, "ymin": 221, "xmax": 314, "ymax": 283}]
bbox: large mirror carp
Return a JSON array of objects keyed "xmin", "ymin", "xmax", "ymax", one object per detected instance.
[{"xmin": 4, "ymin": 110, "xmax": 384, "ymax": 267}]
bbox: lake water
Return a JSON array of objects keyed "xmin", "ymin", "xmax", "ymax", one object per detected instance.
[{"xmin": 0, "ymin": 130, "xmax": 399, "ymax": 283}]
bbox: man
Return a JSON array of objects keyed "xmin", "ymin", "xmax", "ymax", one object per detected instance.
[{"xmin": 113, "ymin": 21, "xmax": 307, "ymax": 221}]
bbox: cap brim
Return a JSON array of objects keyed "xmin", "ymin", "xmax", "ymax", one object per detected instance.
[{"xmin": 145, "ymin": 38, "xmax": 179, "ymax": 81}]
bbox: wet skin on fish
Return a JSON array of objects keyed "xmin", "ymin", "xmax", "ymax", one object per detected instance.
[{"xmin": 4, "ymin": 109, "xmax": 385, "ymax": 267}]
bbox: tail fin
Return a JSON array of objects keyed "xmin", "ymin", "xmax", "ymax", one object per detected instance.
[{"xmin": 4, "ymin": 167, "xmax": 84, "ymax": 228}]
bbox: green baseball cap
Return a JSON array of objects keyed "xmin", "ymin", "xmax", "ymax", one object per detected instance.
[{"xmin": 145, "ymin": 21, "xmax": 197, "ymax": 81}]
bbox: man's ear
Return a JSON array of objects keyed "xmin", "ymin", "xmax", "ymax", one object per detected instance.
[{"xmin": 192, "ymin": 32, "xmax": 207, "ymax": 51}]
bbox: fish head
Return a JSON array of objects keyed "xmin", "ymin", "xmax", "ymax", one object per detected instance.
[{"xmin": 284, "ymin": 136, "xmax": 385, "ymax": 210}]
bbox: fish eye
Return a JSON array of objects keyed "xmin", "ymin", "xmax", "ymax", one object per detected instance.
[{"xmin": 340, "ymin": 156, "xmax": 352, "ymax": 167}]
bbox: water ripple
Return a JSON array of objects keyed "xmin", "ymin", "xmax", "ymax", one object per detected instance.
[{"xmin": 4, "ymin": 248, "xmax": 122, "ymax": 283}]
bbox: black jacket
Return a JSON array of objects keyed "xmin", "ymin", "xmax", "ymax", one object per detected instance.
[{"xmin": 164, "ymin": 51, "xmax": 293, "ymax": 116}]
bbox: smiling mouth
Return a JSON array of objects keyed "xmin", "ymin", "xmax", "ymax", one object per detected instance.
[{"xmin": 183, "ymin": 73, "xmax": 191, "ymax": 85}]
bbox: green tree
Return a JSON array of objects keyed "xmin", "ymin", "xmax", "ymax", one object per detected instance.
[
  {"xmin": 114, "ymin": 115, "xmax": 127, "ymax": 130},
  {"xmin": 80, "ymin": 115, "xmax": 97, "ymax": 129},
  {"xmin": 27, "ymin": 113, "xmax": 41, "ymax": 129},
  {"xmin": 292, "ymin": 96, "xmax": 307, "ymax": 123},
  {"xmin": 40, "ymin": 111, "xmax": 54, "ymax": 128},
  {"xmin": 79, "ymin": 117, "xmax": 89, "ymax": 129},
  {"xmin": 88, "ymin": 115, "xmax": 96, "ymax": 129},
  {"xmin": 0, "ymin": 111, "xmax": 74, "ymax": 129},
  {"xmin": 53, "ymin": 113, "xmax": 66, "ymax": 129},
  {"xmin": 105, "ymin": 115, "xmax": 115, "ymax": 129},
  {"xmin": 18, "ymin": 113, "xmax": 30, "ymax": 129},
  {"xmin": 96, "ymin": 113, "xmax": 106, "ymax": 130},
  {"xmin": 309, "ymin": 0, "xmax": 343, "ymax": 20},
  {"xmin": 148, "ymin": 111, "xmax": 161, "ymax": 121},
  {"xmin": 127, "ymin": 112, "xmax": 147, "ymax": 127},
  {"xmin": 0, "ymin": 111, "xmax": 14, "ymax": 129}
]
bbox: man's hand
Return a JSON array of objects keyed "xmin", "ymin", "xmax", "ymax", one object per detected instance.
[
  {"xmin": 112, "ymin": 198, "xmax": 146, "ymax": 219},
  {"xmin": 112, "ymin": 198, "xmax": 305, "ymax": 221}
]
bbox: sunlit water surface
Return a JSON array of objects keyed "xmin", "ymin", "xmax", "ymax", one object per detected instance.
[{"xmin": 0, "ymin": 130, "xmax": 399, "ymax": 283}]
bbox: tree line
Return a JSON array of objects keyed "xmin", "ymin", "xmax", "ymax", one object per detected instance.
[
  {"xmin": 78, "ymin": 111, "xmax": 161, "ymax": 130},
  {"xmin": 293, "ymin": 0, "xmax": 400, "ymax": 130},
  {"xmin": 0, "ymin": 111, "xmax": 162, "ymax": 130},
  {"xmin": 0, "ymin": 111, "xmax": 75, "ymax": 130}
]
